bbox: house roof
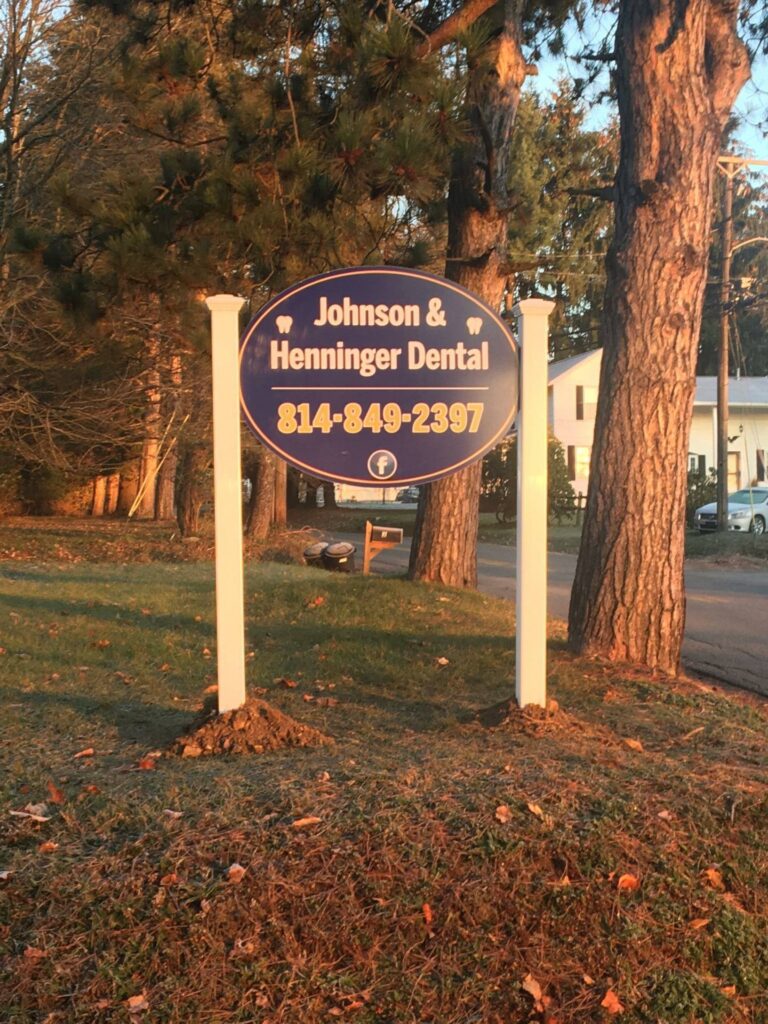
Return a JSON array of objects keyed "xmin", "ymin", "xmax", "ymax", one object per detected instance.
[
  {"xmin": 547, "ymin": 348, "xmax": 601, "ymax": 384},
  {"xmin": 548, "ymin": 349, "xmax": 768, "ymax": 407},
  {"xmin": 694, "ymin": 376, "xmax": 768, "ymax": 407}
]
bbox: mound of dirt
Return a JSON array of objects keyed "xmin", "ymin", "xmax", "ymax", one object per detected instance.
[
  {"xmin": 172, "ymin": 697, "xmax": 333, "ymax": 757},
  {"xmin": 477, "ymin": 697, "xmax": 572, "ymax": 735}
]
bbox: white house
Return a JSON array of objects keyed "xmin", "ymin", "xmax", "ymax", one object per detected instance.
[{"xmin": 548, "ymin": 349, "xmax": 768, "ymax": 496}]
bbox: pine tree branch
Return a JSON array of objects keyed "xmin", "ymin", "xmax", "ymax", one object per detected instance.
[{"xmin": 416, "ymin": 0, "xmax": 498, "ymax": 56}]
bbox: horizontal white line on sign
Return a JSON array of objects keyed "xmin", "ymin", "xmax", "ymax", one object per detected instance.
[{"xmin": 269, "ymin": 386, "xmax": 491, "ymax": 391}]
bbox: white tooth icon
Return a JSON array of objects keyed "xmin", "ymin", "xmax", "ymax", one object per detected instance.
[
  {"xmin": 466, "ymin": 317, "xmax": 482, "ymax": 336},
  {"xmin": 276, "ymin": 315, "xmax": 293, "ymax": 335}
]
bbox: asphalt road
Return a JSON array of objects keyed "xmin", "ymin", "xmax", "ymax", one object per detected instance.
[{"xmin": 337, "ymin": 533, "xmax": 768, "ymax": 697}]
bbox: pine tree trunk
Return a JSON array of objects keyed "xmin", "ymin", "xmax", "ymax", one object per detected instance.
[
  {"xmin": 273, "ymin": 459, "xmax": 288, "ymax": 527},
  {"xmin": 568, "ymin": 0, "xmax": 749, "ymax": 674},
  {"xmin": 116, "ymin": 460, "xmax": 140, "ymax": 516},
  {"xmin": 409, "ymin": 0, "xmax": 527, "ymax": 587},
  {"xmin": 323, "ymin": 480, "xmax": 338, "ymax": 509},
  {"xmin": 155, "ymin": 448, "xmax": 177, "ymax": 520},
  {"xmin": 155, "ymin": 354, "xmax": 182, "ymax": 520},
  {"xmin": 105, "ymin": 474, "xmax": 120, "ymax": 514},
  {"xmin": 245, "ymin": 447, "xmax": 276, "ymax": 541},
  {"xmin": 137, "ymin": 339, "xmax": 161, "ymax": 518},
  {"xmin": 91, "ymin": 475, "xmax": 107, "ymax": 516},
  {"xmin": 175, "ymin": 446, "xmax": 205, "ymax": 537}
]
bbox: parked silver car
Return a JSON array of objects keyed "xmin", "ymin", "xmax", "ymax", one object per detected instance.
[{"xmin": 694, "ymin": 488, "xmax": 768, "ymax": 534}]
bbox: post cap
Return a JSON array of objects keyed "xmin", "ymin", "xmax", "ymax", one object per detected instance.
[
  {"xmin": 205, "ymin": 294, "xmax": 247, "ymax": 313},
  {"xmin": 512, "ymin": 298, "xmax": 556, "ymax": 318}
]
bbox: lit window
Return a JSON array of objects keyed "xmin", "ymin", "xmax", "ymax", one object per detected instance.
[
  {"xmin": 576, "ymin": 385, "xmax": 598, "ymax": 421},
  {"xmin": 567, "ymin": 445, "xmax": 592, "ymax": 481}
]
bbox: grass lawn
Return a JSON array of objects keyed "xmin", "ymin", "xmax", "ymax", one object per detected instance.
[{"xmin": 1, "ymin": 547, "xmax": 767, "ymax": 1023}]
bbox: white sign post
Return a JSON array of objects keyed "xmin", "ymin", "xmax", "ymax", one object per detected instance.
[
  {"xmin": 206, "ymin": 294, "xmax": 248, "ymax": 713},
  {"xmin": 514, "ymin": 299, "xmax": 555, "ymax": 708}
]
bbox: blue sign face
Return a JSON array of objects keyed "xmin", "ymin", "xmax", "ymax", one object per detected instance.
[{"xmin": 239, "ymin": 267, "xmax": 518, "ymax": 486}]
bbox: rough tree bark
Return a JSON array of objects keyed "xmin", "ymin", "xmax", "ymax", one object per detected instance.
[
  {"xmin": 409, "ymin": 0, "xmax": 528, "ymax": 587},
  {"xmin": 137, "ymin": 338, "xmax": 161, "ymax": 517},
  {"xmin": 245, "ymin": 446, "xmax": 276, "ymax": 541},
  {"xmin": 568, "ymin": 0, "xmax": 749, "ymax": 674},
  {"xmin": 273, "ymin": 459, "xmax": 287, "ymax": 528},
  {"xmin": 175, "ymin": 445, "xmax": 206, "ymax": 537}
]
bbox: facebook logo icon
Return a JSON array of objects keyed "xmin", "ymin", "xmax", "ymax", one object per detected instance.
[{"xmin": 367, "ymin": 450, "xmax": 397, "ymax": 480}]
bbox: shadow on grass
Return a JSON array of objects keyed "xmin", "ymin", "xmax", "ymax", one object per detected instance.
[
  {"xmin": 0, "ymin": 588, "xmax": 214, "ymax": 635},
  {"xmin": 2, "ymin": 686, "xmax": 191, "ymax": 747}
]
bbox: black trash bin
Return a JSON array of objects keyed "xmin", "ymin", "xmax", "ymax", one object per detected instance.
[
  {"xmin": 303, "ymin": 541, "xmax": 329, "ymax": 567},
  {"xmin": 322, "ymin": 541, "xmax": 356, "ymax": 572}
]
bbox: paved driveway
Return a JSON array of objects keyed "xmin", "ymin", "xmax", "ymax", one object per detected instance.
[{"xmin": 338, "ymin": 534, "xmax": 768, "ymax": 697}]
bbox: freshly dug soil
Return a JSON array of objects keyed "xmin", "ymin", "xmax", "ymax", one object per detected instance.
[
  {"xmin": 172, "ymin": 697, "xmax": 333, "ymax": 757},
  {"xmin": 477, "ymin": 697, "xmax": 571, "ymax": 735}
]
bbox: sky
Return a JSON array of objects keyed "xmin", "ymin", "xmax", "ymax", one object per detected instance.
[{"xmin": 529, "ymin": 9, "xmax": 768, "ymax": 163}]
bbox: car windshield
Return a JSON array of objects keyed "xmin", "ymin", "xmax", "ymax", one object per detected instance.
[{"xmin": 729, "ymin": 489, "xmax": 768, "ymax": 504}]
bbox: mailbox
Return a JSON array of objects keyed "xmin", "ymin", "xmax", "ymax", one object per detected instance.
[
  {"xmin": 369, "ymin": 525, "xmax": 404, "ymax": 545},
  {"xmin": 363, "ymin": 520, "xmax": 404, "ymax": 574}
]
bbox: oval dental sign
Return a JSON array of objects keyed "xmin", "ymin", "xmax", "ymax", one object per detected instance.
[{"xmin": 239, "ymin": 267, "xmax": 518, "ymax": 486}]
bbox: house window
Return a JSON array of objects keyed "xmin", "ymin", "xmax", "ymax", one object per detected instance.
[
  {"xmin": 576, "ymin": 385, "xmax": 598, "ymax": 421},
  {"xmin": 688, "ymin": 454, "xmax": 707, "ymax": 476},
  {"xmin": 757, "ymin": 450, "xmax": 766, "ymax": 483},
  {"xmin": 567, "ymin": 445, "xmax": 592, "ymax": 481}
]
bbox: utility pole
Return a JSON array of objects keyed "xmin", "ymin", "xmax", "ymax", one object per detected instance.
[
  {"xmin": 715, "ymin": 156, "xmax": 768, "ymax": 531},
  {"xmin": 717, "ymin": 166, "xmax": 734, "ymax": 531}
]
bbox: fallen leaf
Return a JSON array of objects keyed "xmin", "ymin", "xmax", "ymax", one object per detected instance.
[
  {"xmin": 582, "ymin": 974, "xmax": 595, "ymax": 986},
  {"xmin": 159, "ymin": 663, "xmax": 171, "ymax": 672},
  {"xmin": 657, "ymin": 809, "xmax": 673, "ymax": 821},
  {"xmin": 690, "ymin": 918, "xmax": 710, "ymax": 930},
  {"xmin": 702, "ymin": 867, "xmax": 725, "ymax": 891},
  {"xmin": 38, "ymin": 841, "xmax": 59, "ymax": 853},
  {"xmin": 82, "ymin": 784, "xmax": 100, "ymax": 795},
  {"xmin": 278, "ymin": 677, "xmax": 298, "ymax": 689},
  {"xmin": 316, "ymin": 697, "xmax": 338, "ymax": 707},
  {"xmin": 202, "ymin": 647, "xmax": 212, "ymax": 658},
  {"xmin": 720, "ymin": 985, "xmax": 736, "ymax": 997},
  {"xmin": 527, "ymin": 802, "xmax": 545, "ymax": 819},
  {"xmin": 422, "ymin": 903, "xmax": 433, "ymax": 927},
  {"xmin": 204, "ymin": 684, "xmax": 218, "ymax": 694},
  {"xmin": 617, "ymin": 873, "xmax": 640, "ymax": 892},
  {"xmin": 137, "ymin": 758, "xmax": 156, "ymax": 771},
  {"xmin": 600, "ymin": 989, "xmax": 624, "ymax": 1014},
  {"xmin": 291, "ymin": 816, "xmax": 322, "ymax": 829},
  {"xmin": 73, "ymin": 747, "xmax": 94, "ymax": 759},
  {"xmin": 163, "ymin": 809, "xmax": 183, "ymax": 820},
  {"xmin": 23, "ymin": 946, "xmax": 47, "ymax": 961},
  {"xmin": 46, "ymin": 781, "xmax": 65, "ymax": 805},
  {"xmin": 94, "ymin": 639, "xmax": 111, "ymax": 649},
  {"xmin": 226, "ymin": 863, "xmax": 247, "ymax": 884},
  {"xmin": 317, "ymin": 771, "xmax": 331, "ymax": 783},
  {"xmin": 306, "ymin": 596, "xmax": 325, "ymax": 608},
  {"xmin": 522, "ymin": 973, "xmax": 543, "ymax": 1009},
  {"xmin": 303, "ymin": 694, "xmax": 316, "ymax": 703},
  {"xmin": 495, "ymin": 804, "xmax": 512, "ymax": 824},
  {"xmin": 160, "ymin": 873, "xmax": 179, "ymax": 887},
  {"xmin": 435, "ymin": 656, "xmax": 450, "ymax": 667},
  {"xmin": 623, "ymin": 738, "xmax": 644, "ymax": 752},
  {"xmin": 125, "ymin": 993, "xmax": 149, "ymax": 1013}
]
